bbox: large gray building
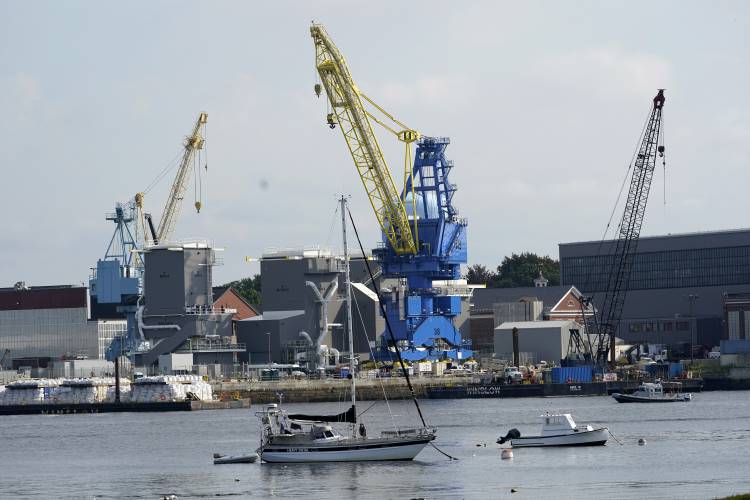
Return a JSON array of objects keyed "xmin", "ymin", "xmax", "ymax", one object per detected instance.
[
  {"xmin": 560, "ymin": 228, "xmax": 750, "ymax": 353},
  {"xmin": 236, "ymin": 248, "xmax": 383, "ymax": 369},
  {"xmin": 0, "ymin": 285, "xmax": 99, "ymax": 367},
  {"xmin": 132, "ymin": 242, "xmax": 239, "ymax": 372}
]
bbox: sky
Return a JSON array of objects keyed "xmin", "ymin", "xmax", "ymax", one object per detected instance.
[{"xmin": 1, "ymin": 0, "xmax": 748, "ymax": 287}]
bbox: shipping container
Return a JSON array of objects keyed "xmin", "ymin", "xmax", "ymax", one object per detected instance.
[{"xmin": 551, "ymin": 366, "xmax": 593, "ymax": 384}]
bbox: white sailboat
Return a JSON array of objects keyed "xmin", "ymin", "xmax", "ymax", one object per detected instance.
[{"xmin": 256, "ymin": 196, "xmax": 436, "ymax": 463}]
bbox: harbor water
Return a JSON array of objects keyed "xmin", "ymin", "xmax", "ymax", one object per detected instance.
[{"xmin": 0, "ymin": 390, "xmax": 748, "ymax": 499}]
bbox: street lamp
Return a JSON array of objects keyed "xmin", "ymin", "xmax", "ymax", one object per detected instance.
[
  {"xmin": 266, "ymin": 332, "xmax": 272, "ymax": 367},
  {"xmin": 687, "ymin": 294, "xmax": 700, "ymax": 362}
]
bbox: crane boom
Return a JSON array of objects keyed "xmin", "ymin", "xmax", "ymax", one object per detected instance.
[
  {"xmin": 586, "ymin": 90, "xmax": 666, "ymax": 366},
  {"xmin": 155, "ymin": 112, "xmax": 207, "ymax": 244},
  {"xmin": 310, "ymin": 24, "xmax": 417, "ymax": 255}
]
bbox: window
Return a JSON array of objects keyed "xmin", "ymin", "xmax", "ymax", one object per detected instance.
[
  {"xmin": 677, "ymin": 321, "xmax": 690, "ymax": 331},
  {"xmin": 561, "ymin": 244, "xmax": 750, "ymax": 291},
  {"xmin": 729, "ymin": 311, "xmax": 741, "ymax": 340}
]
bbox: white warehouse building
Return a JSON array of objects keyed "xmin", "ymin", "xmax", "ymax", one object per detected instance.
[{"xmin": 494, "ymin": 320, "xmax": 584, "ymax": 365}]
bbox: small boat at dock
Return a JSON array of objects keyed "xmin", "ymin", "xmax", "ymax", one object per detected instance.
[
  {"xmin": 612, "ymin": 381, "xmax": 692, "ymax": 403},
  {"xmin": 497, "ymin": 413, "xmax": 608, "ymax": 447}
]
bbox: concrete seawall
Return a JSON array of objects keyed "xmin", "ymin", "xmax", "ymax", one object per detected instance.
[
  {"xmin": 211, "ymin": 377, "xmax": 705, "ymax": 403},
  {"xmin": 211, "ymin": 378, "xmax": 442, "ymax": 404}
]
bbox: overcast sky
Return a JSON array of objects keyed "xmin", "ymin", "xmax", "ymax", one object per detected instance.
[{"xmin": 1, "ymin": 1, "xmax": 748, "ymax": 287}]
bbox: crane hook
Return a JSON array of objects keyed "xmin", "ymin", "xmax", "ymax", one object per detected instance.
[
  {"xmin": 327, "ymin": 113, "xmax": 337, "ymax": 129},
  {"xmin": 195, "ymin": 201, "xmax": 202, "ymax": 213},
  {"xmin": 314, "ymin": 83, "xmax": 322, "ymax": 97}
]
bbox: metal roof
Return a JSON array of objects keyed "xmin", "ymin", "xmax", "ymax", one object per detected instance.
[
  {"xmin": 495, "ymin": 320, "xmax": 580, "ymax": 330},
  {"xmin": 471, "ymin": 286, "xmax": 570, "ymax": 310}
]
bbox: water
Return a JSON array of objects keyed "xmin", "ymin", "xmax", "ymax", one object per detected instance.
[{"xmin": 1, "ymin": 391, "xmax": 749, "ymax": 499}]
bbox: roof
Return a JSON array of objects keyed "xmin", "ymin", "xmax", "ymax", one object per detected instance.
[
  {"xmin": 495, "ymin": 320, "xmax": 580, "ymax": 330},
  {"xmin": 212, "ymin": 286, "xmax": 260, "ymax": 314},
  {"xmin": 240, "ymin": 310, "xmax": 305, "ymax": 321},
  {"xmin": 559, "ymin": 227, "xmax": 750, "ymax": 247},
  {"xmin": 471, "ymin": 286, "xmax": 570, "ymax": 310},
  {"xmin": 0, "ymin": 286, "xmax": 87, "ymax": 311}
]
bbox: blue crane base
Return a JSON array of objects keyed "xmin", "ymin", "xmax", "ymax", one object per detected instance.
[{"xmin": 371, "ymin": 137, "xmax": 472, "ymax": 364}]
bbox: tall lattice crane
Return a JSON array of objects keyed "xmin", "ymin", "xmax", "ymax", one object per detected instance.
[
  {"xmin": 583, "ymin": 90, "xmax": 666, "ymax": 366},
  {"xmin": 311, "ymin": 24, "xmax": 471, "ymax": 362},
  {"xmin": 153, "ymin": 111, "xmax": 208, "ymax": 244}
]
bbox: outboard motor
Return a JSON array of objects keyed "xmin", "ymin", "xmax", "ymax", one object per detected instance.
[{"xmin": 497, "ymin": 428, "xmax": 521, "ymax": 444}]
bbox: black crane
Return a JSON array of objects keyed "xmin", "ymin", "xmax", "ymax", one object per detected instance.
[{"xmin": 582, "ymin": 90, "xmax": 666, "ymax": 367}]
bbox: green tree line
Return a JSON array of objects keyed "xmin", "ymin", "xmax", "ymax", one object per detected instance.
[
  {"xmin": 221, "ymin": 274, "xmax": 262, "ymax": 306},
  {"xmin": 465, "ymin": 252, "xmax": 560, "ymax": 288}
]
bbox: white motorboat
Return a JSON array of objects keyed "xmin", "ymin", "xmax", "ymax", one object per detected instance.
[
  {"xmin": 497, "ymin": 413, "xmax": 608, "ymax": 447},
  {"xmin": 612, "ymin": 381, "xmax": 692, "ymax": 403},
  {"xmin": 255, "ymin": 197, "xmax": 436, "ymax": 463},
  {"xmin": 213, "ymin": 453, "xmax": 258, "ymax": 464}
]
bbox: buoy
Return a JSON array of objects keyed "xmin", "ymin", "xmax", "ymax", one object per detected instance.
[
  {"xmin": 501, "ymin": 448, "xmax": 514, "ymax": 460},
  {"xmin": 638, "ymin": 438, "xmax": 647, "ymax": 446}
]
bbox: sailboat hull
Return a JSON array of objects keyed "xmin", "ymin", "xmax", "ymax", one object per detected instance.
[{"xmin": 260, "ymin": 436, "xmax": 434, "ymax": 463}]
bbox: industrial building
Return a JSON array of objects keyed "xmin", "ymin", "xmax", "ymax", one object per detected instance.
[
  {"xmin": 0, "ymin": 284, "xmax": 122, "ymax": 373},
  {"xmin": 560, "ymin": 228, "xmax": 750, "ymax": 354},
  {"xmin": 469, "ymin": 282, "xmax": 592, "ymax": 356},
  {"xmin": 494, "ymin": 320, "xmax": 583, "ymax": 366},
  {"xmin": 721, "ymin": 293, "xmax": 750, "ymax": 359},
  {"xmin": 128, "ymin": 241, "xmax": 241, "ymax": 376},
  {"xmin": 236, "ymin": 248, "xmax": 382, "ymax": 370}
]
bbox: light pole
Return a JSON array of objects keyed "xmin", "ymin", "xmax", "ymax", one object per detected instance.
[
  {"xmin": 687, "ymin": 294, "xmax": 699, "ymax": 362},
  {"xmin": 266, "ymin": 332, "xmax": 272, "ymax": 367}
]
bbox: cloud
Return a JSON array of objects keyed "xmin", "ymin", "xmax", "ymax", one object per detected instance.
[
  {"xmin": 0, "ymin": 73, "xmax": 43, "ymax": 121},
  {"xmin": 536, "ymin": 47, "xmax": 671, "ymax": 98},
  {"xmin": 365, "ymin": 74, "xmax": 477, "ymax": 110}
]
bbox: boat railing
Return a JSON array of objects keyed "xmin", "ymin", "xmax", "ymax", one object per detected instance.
[{"xmin": 380, "ymin": 427, "xmax": 435, "ymax": 438}]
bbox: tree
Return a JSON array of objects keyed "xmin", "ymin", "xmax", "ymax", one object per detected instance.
[
  {"xmin": 465, "ymin": 264, "xmax": 494, "ymax": 285},
  {"xmin": 491, "ymin": 252, "xmax": 560, "ymax": 288},
  {"xmin": 222, "ymin": 274, "xmax": 262, "ymax": 306}
]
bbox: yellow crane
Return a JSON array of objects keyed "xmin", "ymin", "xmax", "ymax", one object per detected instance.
[
  {"xmin": 133, "ymin": 112, "xmax": 208, "ymax": 246},
  {"xmin": 154, "ymin": 111, "xmax": 208, "ymax": 244},
  {"xmin": 311, "ymin": 23, "xmax": 419, "ymax": 255}
]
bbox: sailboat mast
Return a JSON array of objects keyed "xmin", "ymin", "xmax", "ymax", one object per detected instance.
[{"xmin": 340, "ymin": 195, "xmax": 357, "ymax": 436}]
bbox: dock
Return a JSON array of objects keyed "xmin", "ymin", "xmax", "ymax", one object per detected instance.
[{"xmin": 0, "ymin": 398, "xmax": 251, "ymax": 416}]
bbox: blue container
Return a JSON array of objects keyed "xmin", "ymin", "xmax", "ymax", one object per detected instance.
[
  {"xmin": 669, "ymin": 362, "xmax": 683, "ymax": 378},
  {"xmin": 551, "ymin": 366, "xmax": 593, "ymax": 384}
]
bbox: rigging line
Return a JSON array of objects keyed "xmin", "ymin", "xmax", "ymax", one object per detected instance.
[
  {"xmin": 324, "ymin": 203, "xmax": 340, "ymax": 250},
  {"xmin": 351, "ymin": 283, "xmax": 398, "ymax": 432},
  {"xmin": 430, "ymin": 441, "xmax": 459, "ymax": 461},
  {"xmin": 578, "ymin": 99, "xmax": 654, "ymax": 301},
  {"xmin": 198, "ymin": 148, "xmax": 203, "ymax": 204},
  {"xmin": 193, "ymin": 152, "xmax": 198, "ymax": 208},
  {"xmin": 661, "ymin": 111, "xmax": 667, "ymax": 207},
  {"xmin": 356, "ymin": 401, "xmax": 378, "ymax": 419},
  {"xmin": 345, "ymin": 204, "xmax": 428, "ymax": 429},
  {"xmin": 607, "ymin": 428, "xmax": 624, "ymax": 446},
  {"xmin": 143, "ymin": 149, "xmax": 184, "ymax": 194}
]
